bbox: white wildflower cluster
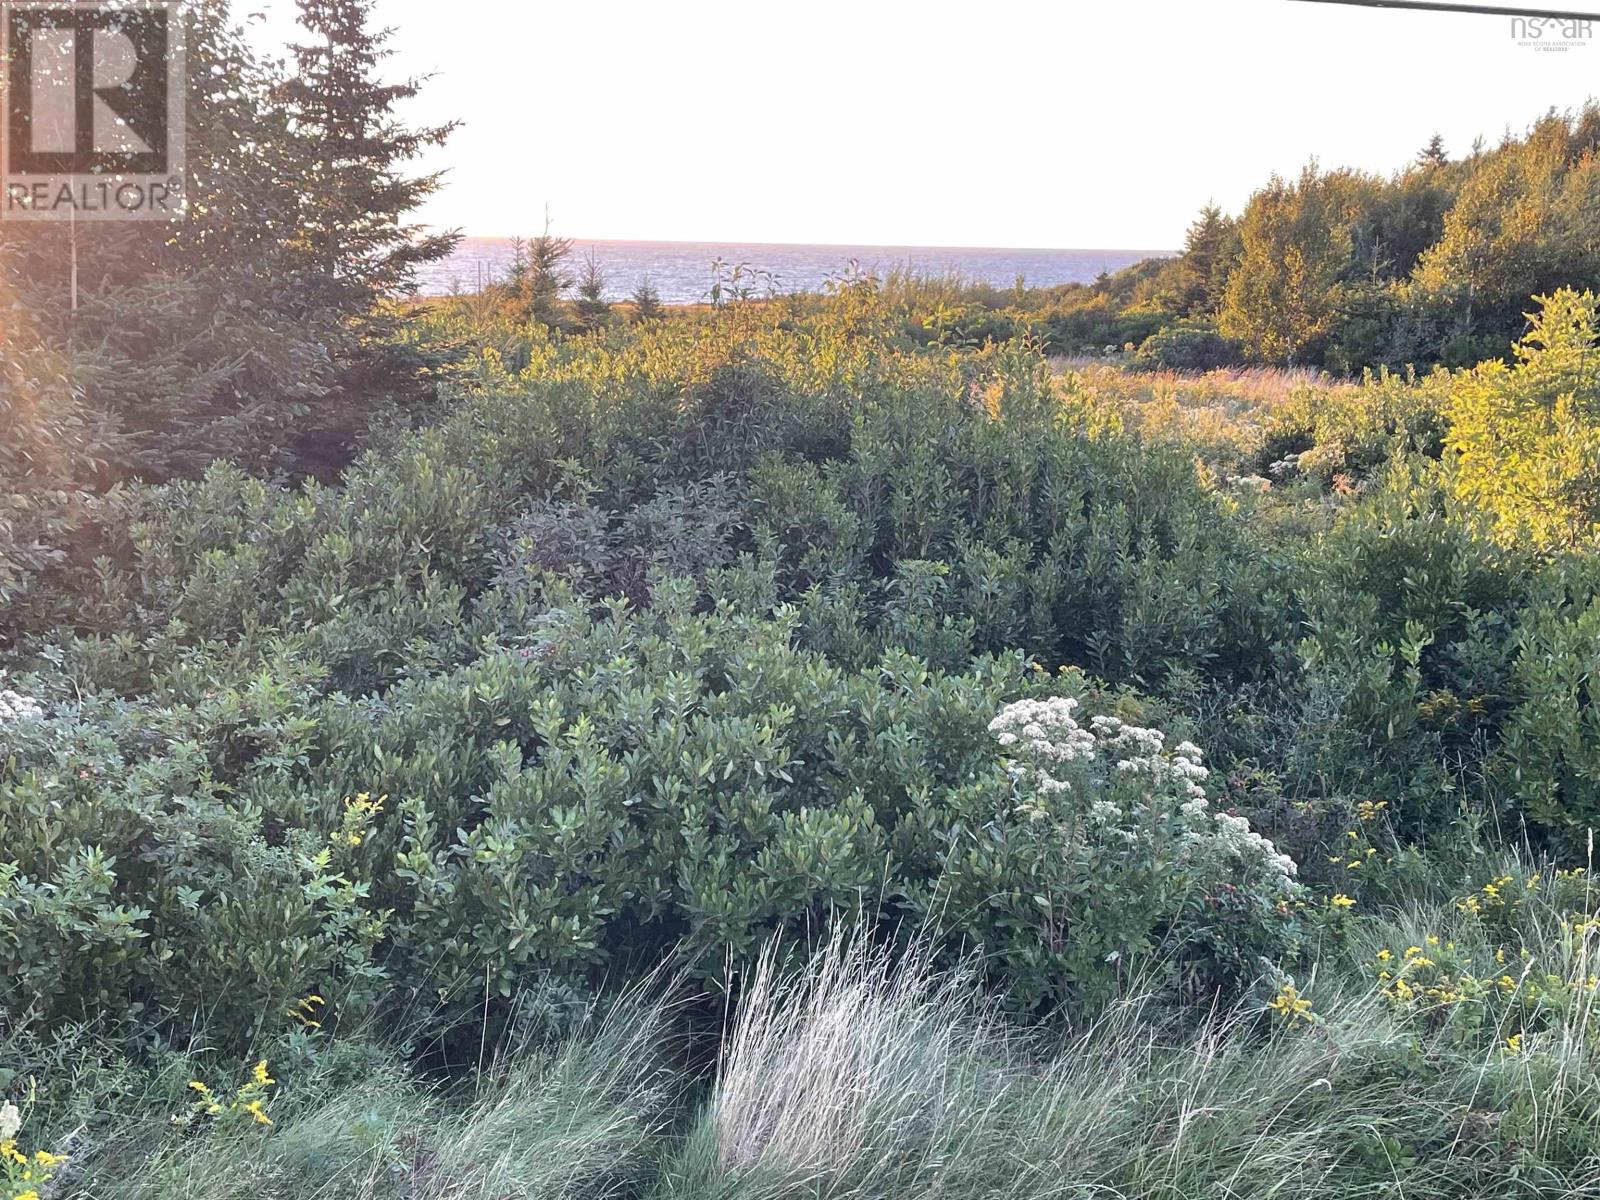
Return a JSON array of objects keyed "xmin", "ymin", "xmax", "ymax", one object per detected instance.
[
  {"xmin": 0, "ymin": 687, "xmax": 44, "ymax": 725},
  {"xmin": 988, "ymin": 699, "xmax": 1210, "ymax": 801},
  {"xmin": 1089, "ymin": 715, "xmax": 1208, "ymax": 801},
  {"xmin": 988, "ymin": 696, "xmax": 1097, "ymax": 795},
  {"xmin": 989, "ymin": 696, "xmax": 1298, "ymax": 890},
  {"xmin": 1210, "ymin": 810, "xmax": 1299, "ymax": 882}
]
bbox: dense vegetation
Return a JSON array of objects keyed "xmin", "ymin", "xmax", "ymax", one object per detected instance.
[
  {"xmin": 9, "ymin": 4, "xmax": 1600, "ymax": 1196},
  {"xmin": 10, "ymin": 277, "xmax": 1600, "ymax": 1195},
  {"xmin": 911, "ymin": 110, "xmax": 1600, "ymax": 374}
]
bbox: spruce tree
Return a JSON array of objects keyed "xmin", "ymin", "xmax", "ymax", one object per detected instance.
[
  {"xmin": 574, "ymin": 251, "xmax": 611, "ymax": 330},
  {"xmin": 280, "ymin": 0, "xmax": 459, "ymax": 312},
  {"xmin": 516, "ymin": 220, "xmax": 574, "ymax": 327},
  {"xmin": 1417, "ymin": 133, "xmax": 1449, "ymax": 167},
  {"xmin": 631, "ymin": 277, "xmax": 664, "ymax": 322},
  {"xmin": 1178, "ymin": 204, "xmax": 1237, "ymax": 314},
  {"xmin": 1, "ymin": 0, "xmax": 341, "ymax": 478},
  {"xmin": 273, "ymin": 0, "xmax": 462, "ymax": 466}
]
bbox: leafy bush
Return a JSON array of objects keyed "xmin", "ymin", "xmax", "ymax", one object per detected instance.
[
  {"xmin": 1133, "ymin": 319, "xmax": 1241, "ymax": 371},
  {"xmin": 1447, "ymin": 289, "xmax": 1600, "ymax": 550},
  {"xmin": 1493, "ymin": 554, "xmax": 1600, "ymax": 847},
  {"xmin": 909, "ymin": 694, "xmax": 1299, "ymax": 1012}
]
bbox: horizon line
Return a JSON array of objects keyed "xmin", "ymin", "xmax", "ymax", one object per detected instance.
[{"xmin": 447, "ymin": 234, "xmax": 1180, "ymax": 255}]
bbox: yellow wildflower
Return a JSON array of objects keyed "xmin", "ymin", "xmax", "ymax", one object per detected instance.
[
  {"xmin": 291, "ymin": 993, "xmax": 326, "ymax": 1029},
  {"xmin": 1268, "ymin": 983, "xmax": 1314, "ymax": 1022},
  {"xmin": 1330, "ymin": 894, "xmax": 1356, "ymax": 909}
]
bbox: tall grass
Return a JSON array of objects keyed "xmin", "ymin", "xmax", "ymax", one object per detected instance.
[
  {"xmin": 51, "ymin": 880, "xmax": 1600, "ymax": 1198},
  {"xmin": 670, "ymin": 933, "xmax": 1009, "ymax": 1197},
  {"xmin": 81, "ymin": 989, "xmax": 685, "ymax": 1200},
  {"xmin": 667, "ymin": 896, "xmax": 1600, "ymax": 1199}
]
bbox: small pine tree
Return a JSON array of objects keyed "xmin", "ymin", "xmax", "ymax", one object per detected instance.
[
  {"xmin": 516, "ymin": 218, "xmax": 574, "ymax": 327},
  {"xmin": 504, "ymin": 237, "xmax": 528, "ymax": 292},
  {"xmin": 575, "ymin": 251, "xmax": 612, "ymax": 330},
  {"xmin": 630, "ymin": 277, "xmax": 664, "ymax": 322},
  {"xmin": 1417, "ymin": 133, "xmax": 1449, "ymax": 167}
]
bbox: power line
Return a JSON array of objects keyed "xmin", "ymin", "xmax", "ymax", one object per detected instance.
[{"xmin": 1288, "ymin": 0, "xmax": 1600, "ymax": 19}]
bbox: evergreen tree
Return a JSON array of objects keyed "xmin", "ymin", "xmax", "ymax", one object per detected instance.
[
  {"xmin": 279, "ymin": 0, "xmax": 459, "ymax": 311},
  {"xmin": 631, "ymin": 277, "xmax": 664, "ymax": 322},
  {"xmin": 1418, "ymin": 133, "xmax": 1449, "ymax": 167},
  {"xmin": 1177, "ymin": 204, "xmax": 1237, "ymax": 314},
  {"xmin": 1, "ymin": 1, "xmax": 342, "ymax": 477},
  {"xmin": 516, "ymin": 220, "xmax": 575, "ymax": 327},
  {"xmin": 271, "ymin": 0, "xmax": 464, "ymax": 466},
  {"xmin": 575, "ymin": 251, "xmax": 612, "ymax": 330}
]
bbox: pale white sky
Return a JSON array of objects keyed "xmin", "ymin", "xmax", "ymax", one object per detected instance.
[{"xmin": 245, "ymin": 0, "xmax": 1600, "ymax": 248}]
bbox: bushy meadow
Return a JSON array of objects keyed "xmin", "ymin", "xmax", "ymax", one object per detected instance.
[{"xmin": 10, "ymin": 269, "xmax": 1600, "ymax": 1197}]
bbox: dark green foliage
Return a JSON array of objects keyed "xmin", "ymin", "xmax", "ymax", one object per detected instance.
[
  {"xmin": 0, "ymin": 0, "xmax": 456, "ymax": 484},
  {"xmin": 1134, "ymin": 319, "xmax": 1239, "ymax": 371},
  {"xmin": 509, "ymin": 223, "xmax": 576, "ymax": 327},
  {"xmin": 630, "ymin": 277, "xmax": 665, "ymax": 322},
  {"xmin": 280, "ymin": 0, "xmax": 458, "ymax": 306},
  {"xmin": 12, "ymin": 256, "xmax": 1600, "ymax": 1113},
  {"xmin": 1495, "ymin": 554, "xmax": 1600, "ymax": 847},
  {"xmin": 0, "ymin": 303, "xmax": 1307, "ymax": 1056}
]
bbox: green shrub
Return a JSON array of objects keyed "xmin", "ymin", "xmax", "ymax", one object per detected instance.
[
  {"xmin": 1133, "ymin": 319, "xmax": 1241, "ymax": 371},
  {"xmin": 1494, "ymin": 554, "xmax": 1600, "ymax": 847},
  {"xmin": 904, "ymin": 692, "xmax": 1300, "ymax": 1012},
  {"xmin": 1447, "ymin": 289, "xmax": 1600, "ymax": 550}
]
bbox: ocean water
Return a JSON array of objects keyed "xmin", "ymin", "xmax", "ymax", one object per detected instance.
[{"xmin": 416, "ymin": 237, "xmax": 1170, "ymax": 303}]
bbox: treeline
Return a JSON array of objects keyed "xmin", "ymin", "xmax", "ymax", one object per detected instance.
[{"xmin": 977, "ymin": 109, "xmax": 1600, "ymax": 372}]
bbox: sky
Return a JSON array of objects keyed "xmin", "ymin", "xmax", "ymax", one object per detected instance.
[{"xmin": 245, "ymin": 0, "xmax": 1600, "ymax": 249}]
